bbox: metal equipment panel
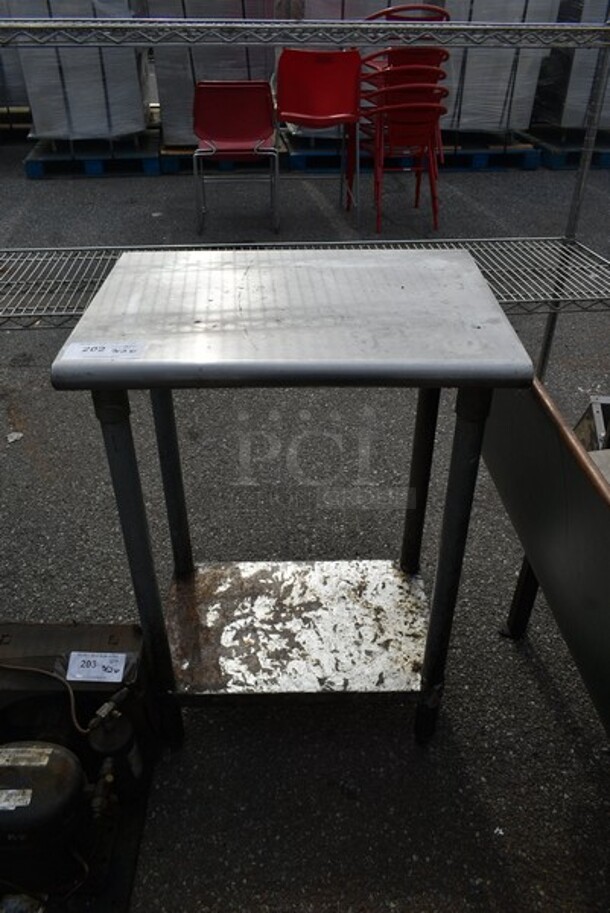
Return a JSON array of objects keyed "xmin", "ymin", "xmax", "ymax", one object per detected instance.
[{"xmin": 483, "ymin": 380, "xmax": 610, "ymax": 735}]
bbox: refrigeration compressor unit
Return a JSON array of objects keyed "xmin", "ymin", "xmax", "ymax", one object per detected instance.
[{"xmin": 0, "ymin": 622, "xmax": 163, "ymax": 913}]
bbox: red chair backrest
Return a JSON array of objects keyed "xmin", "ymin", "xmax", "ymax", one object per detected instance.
[
  {"xmin": 366, "ymin": 83, "xmax": 447, "ymax": 148},
  {"xmin": 363, "ymin": 8, "xmax": 450, "ymax": 82},
  {"xmin": 363, "ymin": 81, "xmax": 447, "ymax": 107},
  {"xmin": 365, "ymin": 4, "xmax": 450, "ymax": 21},
  {"xmin": 362, "ymin": 63, "xmax": 446, "ymax": 90},
  {"xmin": 276, "ymin": 48, "xmax": 361, "ymax": 127},
  {"xmin": 387, "ymin": 46, "xmax": 450, "ymax": 68},
  {"xmin": 193, "ymin": 81, "xmax": 274, "ymax": 147}
]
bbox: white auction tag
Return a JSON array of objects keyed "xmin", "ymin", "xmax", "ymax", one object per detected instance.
[
  {"xmin": 65, "ymin": 341, "xmax": 145, "ymax": 359},
  {"xmin": 67, "ymin": 651, "xmax": 126, "ymax": 683},
  {"xmin": 0, "ymin": 789, "xmax": 32, "ymax": 811}
]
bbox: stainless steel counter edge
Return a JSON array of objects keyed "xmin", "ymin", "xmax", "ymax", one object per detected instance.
[{"xmin": 51, "ymin": 358, "xmax": 534, "ymax": 391}]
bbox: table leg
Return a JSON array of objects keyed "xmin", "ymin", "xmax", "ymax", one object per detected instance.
[
  {"xmin": 503, "ymin": 557, "xmax": 539, "ymax": 640},
  {"xmin": 92, "ymin": 390, "xmax": 182, "ymax": 745},
  {"xmin": 415, "ymin": 387, "xmax": 492, "ymax": 742},
  {"xmin": 401, "ymin": 387, "xmax": 441, "ymax": 575},
  {"xmin": 150, "ymin": 390, "xmax": 194, "ymax": 579}
]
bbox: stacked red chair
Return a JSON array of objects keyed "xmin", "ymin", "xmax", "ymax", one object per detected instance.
[{"xmin": 350, "ymin": 3, "xmax": 450, "ymax": 231}]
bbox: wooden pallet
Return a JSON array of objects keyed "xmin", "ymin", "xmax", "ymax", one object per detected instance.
[{"xmin": 159, "ymin": 145, "xmax": 196, "ymax": 174}]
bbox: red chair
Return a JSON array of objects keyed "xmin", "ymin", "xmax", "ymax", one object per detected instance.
[
  {"xmin": 356, "ymin": 82, "xmax": 448, "ymax": 232},
  {"xmin": 365, "ymin": 4, "xmax": 449, "ymax": 22},
  {"xmin": 363, "ymin": 5, "xmax": 450, "ymax": 161},
  {"xmin": 385, "ymin": 45, "xmax": 450, "ymax": 72},
  {"xmin": 192, "ymin": 80, "xmax": 279, "ymax": 233},
  {"xmin": 361, "ymin": 46, "xmax": 450, "ymax": 73},
  {"xmin": 276, "ymin": 48, "xmax": 361, "ymax": 211},
  {"xmin": 364, "ymin": 6, "xmax": 450, "ymax": 71},
  {"xmin": 360, "ymin": 62, "xmax": 447, "ymax": 91}
]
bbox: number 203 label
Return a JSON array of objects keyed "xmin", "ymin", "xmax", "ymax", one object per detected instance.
[{"xmin": 67, "ymin": 651, "xmax": 126, "ymax": 683}]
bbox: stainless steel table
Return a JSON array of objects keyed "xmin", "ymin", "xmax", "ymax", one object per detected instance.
[{"xmin": 52, "ymin": 248, "xmax": 533, "ymax": 739}]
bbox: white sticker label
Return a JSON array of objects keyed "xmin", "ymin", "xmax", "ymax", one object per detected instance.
[
  {"xmin": 0, "ymin": 789, "xmax": 32, "ymax": 811},
  {"xmin": 67, "ymin": 651, "xmax": 126, "ymax": 683},
  {"xmin": 0, "ymin": 747, "xmax": 51, "ymax": 767},
  {"xmin": 65, "ymin": 341, "xmax": 145, "ymax": 359}
]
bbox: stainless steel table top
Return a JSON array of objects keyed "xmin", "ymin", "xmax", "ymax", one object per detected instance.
[{"xmin": 51, "ymin": 249, "xmax": 533, "ymax": 390}]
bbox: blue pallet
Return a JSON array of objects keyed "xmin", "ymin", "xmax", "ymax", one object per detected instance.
[
  {"xmin": 442, "ymin": 146, "xmax": 541, "ymax": 171},
  {"xmin": 24, "ymin": 131, "xmax": 161, "ymax": 179},
  {"xmin": 286, "ymin": 135, "xmax": 541, "ymax": 173},
  {"xmin": 519, "ymin": 129, "xmax": 610, "ymax": 170},
  {"xmin": 161, "ymin": 151, "xmax": 254, "ymax": 175},
  {"xmin": 160, "ymin": 140, "xmax": 290, "ymax": 175},
  {"xmin": 159, "ymin": 147, "xmax": 195, "ymax": 174},
  {"xmin": 540, "ymin": 147, "xmax": 610, "ymax": 170}
]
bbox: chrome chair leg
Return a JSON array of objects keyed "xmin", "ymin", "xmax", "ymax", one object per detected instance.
[
  {"xmin": 343, "ymin": 124, "xmax": 361, "ymax": 227},
  {"xmin": 354, "ymin": 123, "xmax": 361, "ymax": 228},
  {"xmin": 193, "ymin": 153, "xmax": 207, "ymax": 234},
  {"xmin": 271, "ymin": 150, "xmax": 280, "ymax": 234}
]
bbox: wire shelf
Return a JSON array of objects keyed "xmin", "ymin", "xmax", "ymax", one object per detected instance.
[
  {"xmin": 0, "ymin": 20, "xmax": 607, "ymax": 51},
  {"xmin": 1, "ymin": 238, "xmax": 609, "ymax": 329}
]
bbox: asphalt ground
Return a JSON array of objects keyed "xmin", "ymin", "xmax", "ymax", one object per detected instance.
[{"xmin": 1, "ymin": 137, "xmax": 609, "ymax": 913}]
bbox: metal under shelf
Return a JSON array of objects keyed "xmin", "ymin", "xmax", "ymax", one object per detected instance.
[
  {"xmin": 167, "ymin": 560, "xmax": 428, "ymax": 697},
  {"xmin": 1, "ymin": 238, "xmax": 609, "ymax": 329}
]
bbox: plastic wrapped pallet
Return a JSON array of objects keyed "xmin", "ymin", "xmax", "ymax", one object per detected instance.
[
  {"xmin": 0, "ymin": 0, "xmax": 28, "ymax": 107},
  {"xmin": 11, "ymin": 0, "xmax": 149, "ymax": 140},
  {"xmin": 150, "ymin": 0, "xmax": 276, "ymax": 147},
  {"xmin": 443, "ymin": 0, "xmax": 561, "ymax": 132},
  {"xmin": 533, "ymin": 0, "xmax": 610, "ymax": 128}
]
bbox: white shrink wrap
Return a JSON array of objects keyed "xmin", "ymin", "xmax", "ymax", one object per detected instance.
[
  {"xmin": 12, "ymin": 0, "xmax": 149, "ymax": 140},
  {"xmin": 443, "ymin": 0, "xmax": 561, "ymax": 132},
  {"xmin": 0, "ymin": 0, "xmax": 29, "ymax": 107},
  {"xmin": 558, "ymin": 0, "xmax": 609, "ymax": 128}
]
